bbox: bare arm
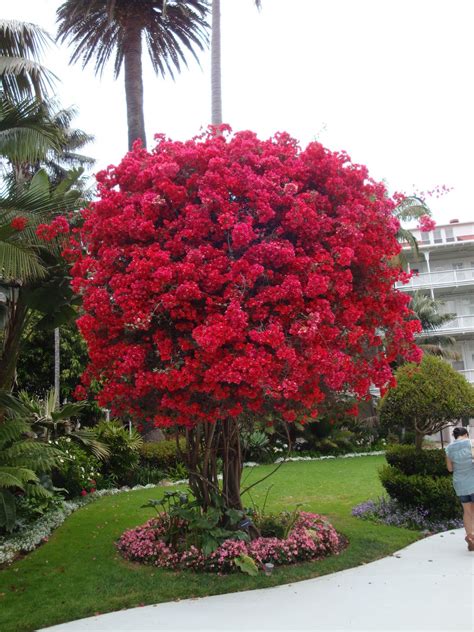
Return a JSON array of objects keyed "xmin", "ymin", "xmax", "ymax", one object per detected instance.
[{"xmin": 446, "ymin": 455, "xmax": 453, "ymax": 473}]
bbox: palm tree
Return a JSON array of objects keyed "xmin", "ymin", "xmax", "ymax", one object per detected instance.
[
  {"xmin": 409, "ymin": 291, "xmax": 459, "ymax": 359},
  {"xmin": 56, "ymin": 0, "xmax": 210, "ymax": 150},
  {"xmin": 0, "ymin": 19, "xmax": 57, "ymax": 100},
  {"xmin": 211, "ymin": 0, "xmax": 261, "ymax": 126}
]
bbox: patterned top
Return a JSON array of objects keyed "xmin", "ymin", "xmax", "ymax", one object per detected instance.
[{"xmin": 445, "ymin": 439, "xmax": 474, "ymax": 496}]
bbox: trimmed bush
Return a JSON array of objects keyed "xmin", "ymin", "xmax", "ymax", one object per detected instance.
[
  {"xmin": 139, "ymin": 438, "xmax": 185, "ymax": 471},
  {"xmin": 385, "ymin": 445, "xmax": 447, "ymax": 477},
  {"xmin": 379, "ymin": 465, "xmax": 460, "ymax": 520}
]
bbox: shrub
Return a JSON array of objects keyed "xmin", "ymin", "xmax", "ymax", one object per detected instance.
[
  {"xmin": 95, "ymin": 420, "xmax": 142, "ymax": 486},
  {"xmin": 379, "ymin": 465, "xmax": 460, "ymax": 520},
  {"xmin": 241, "ymin": 430, "xmax": 271, "ymax": 463},
  {"xmin": 52, "ymin": 438, "xmax": 103, "ymax": 498},
  {"xmin": 379, "ymin": 355, "xmax": 474, "ymax": 449},
  {"xmin": 139, "ymin": 438, "xmax": 185, "ymax": 471},
  {"xmin": 385, "ymin": 445, "xmax": 448, "ymax": 477}
]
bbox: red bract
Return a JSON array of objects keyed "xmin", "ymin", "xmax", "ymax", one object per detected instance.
[
  {"xmin": 70, "ymin": 130, "xmax": 420, "ymax": 428},
  {"xmin": 36, "ymin": 215, "xmax": 70, "ymax": 241},
  {"xmin": 417, "ymin": 215, "xmax": 436, "ymax": 233},
  {"xmin": 10, "ymin": 216, "xmax": 28, "ymax": 231}
]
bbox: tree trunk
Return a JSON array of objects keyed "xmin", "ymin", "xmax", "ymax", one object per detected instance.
[
  {"xmin": 415, "ymin": 429, "xmax": 424, "ymax": 450},
  {"xmin": 211, "ymin": 0, "xmax": 222, "ymax": 126},
  {"xmin": 0, "ymin": 291, "xmax": 27, "ymax": 392},
  {"xmin": 123, "ymin": 20, "xmax": 146, "ymax": 150},
  {"xmin": 185, "ymin": 418, "xmax": 244, "ymax": 511},
  {"xmin": 54, "ymin": 327, "xmax": 60, "ymax": 409}
]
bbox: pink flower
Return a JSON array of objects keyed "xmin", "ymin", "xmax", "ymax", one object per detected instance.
[{"xmin": 418, "ymin": 215, "xmax": 436, "ymax": 233}]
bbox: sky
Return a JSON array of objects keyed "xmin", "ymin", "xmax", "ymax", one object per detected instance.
[{"xmin": 4, "ymin": 0, "xmax": 474, "ymax": 226}]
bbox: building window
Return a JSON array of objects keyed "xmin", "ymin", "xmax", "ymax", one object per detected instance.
[
  {"xmin": 421, "ymin": 232, "xmax": 430, "ymax": 244},
  {"xmin": 433, "ymin": 229, "xmax": 443, "ymax": 244},
  {"xmin": 445, "ymin": 227, "xmax": 455, "ymax": 242},
  {"xmin": 452, "ymin": 360, "xmax": 465, "ymax": 371}
]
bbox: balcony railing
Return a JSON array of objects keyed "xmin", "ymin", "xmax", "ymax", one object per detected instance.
[
  {"xmin": 396, "ymin": 267, "xmax": 474, "ymax": 290},
  {"xmin": 430, "ymin": 314, "xmax": 474, "ymax": 334},
  {"xmin": 460, "ymin": 369, "xmax": 474, "ymax": 384}
]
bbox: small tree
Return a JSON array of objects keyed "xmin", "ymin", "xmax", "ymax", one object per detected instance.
[
  {"xmin": 71, "ymin": 130, "xmax": 421, "ymax": 511},
  {"xmin": 379, "ymin": 355, "xmax": 474, "ymax": 449}
]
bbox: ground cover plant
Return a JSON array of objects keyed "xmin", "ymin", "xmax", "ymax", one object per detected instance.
[{"xmin": 0, "ymin": 456, "xmax": 421, "ymax": 632}]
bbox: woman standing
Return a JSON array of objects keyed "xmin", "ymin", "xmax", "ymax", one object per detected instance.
[{"xmin": 445, "ymin": 427, "xmax": 474, "ymax": 550}]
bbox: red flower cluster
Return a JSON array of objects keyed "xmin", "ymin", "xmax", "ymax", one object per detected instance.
[
  {"xmin": 10, "ymin": 216, "xmax": 28, "ymax": 231},
  {"xmin": 36, "ymin": 215, "xmax": 70, "ymax": 241},
  {"xmin": 70, "ymin": 130, "xmax": 421, "ymax": 428},
  {"xmin": 417, "ymin": 215, "xmax": 436, "ymax": 233}
]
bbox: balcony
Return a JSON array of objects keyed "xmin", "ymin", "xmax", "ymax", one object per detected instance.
[
  {"xmin": 459, "ymin": 369, "xmax": 474, "ymax": 384},
  {"xmin": 396, "ymin": 267, "xmax": 474, "ymax": 291},
  {"xmin": 417, "ymin": 314, "xmax": 474, "ymax": 336}
]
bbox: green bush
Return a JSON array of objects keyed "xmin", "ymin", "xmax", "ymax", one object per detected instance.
[
  {"xmin": 385, "ymin": 445, "xmax": 448, "ymax": 477},
  {"xmin": 132, "ymin": 464, "xmax": 165, "ymax": 486},
  {"xmin": 52, "ymin": 438, "xmax": 103, "ymax": 498},
  {"xmin": 139, "ymin": 438, "xmax": 185, "ymax": 471},
  {"xmin": 95, "ymin": 421, "xmax": 142, "ymax": 486},
  {"xmin": 379, "ymin": 465, "xmax": 460, "ymax": 520}
]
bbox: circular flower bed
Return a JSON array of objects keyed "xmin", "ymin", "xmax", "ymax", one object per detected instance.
[{"xmin": 117, "ymin": 511, "xmax": 341, "ymax": 573}]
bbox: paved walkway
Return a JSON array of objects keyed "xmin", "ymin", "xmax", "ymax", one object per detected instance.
[{"xmin": 45, "ymin": 529, "xmax": 473, "ymax": 632}]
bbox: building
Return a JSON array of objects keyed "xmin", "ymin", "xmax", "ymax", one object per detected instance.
[{"xmin": 395, "ymin": 219, "xmax": 474, "ymax": 441}]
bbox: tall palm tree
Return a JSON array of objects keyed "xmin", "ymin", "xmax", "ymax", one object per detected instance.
[
  {"xmin": 56, "ymin": 0, "xmax": 210, "ymax": 150},
  {"xmin": 211, "ymin": 0, "xmax": 261, "ymax": 126}
]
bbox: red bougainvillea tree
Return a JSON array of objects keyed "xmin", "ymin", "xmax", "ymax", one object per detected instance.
[{"xmin": 70, "ymin": 129, "xmax": 421, "ymax": 509}]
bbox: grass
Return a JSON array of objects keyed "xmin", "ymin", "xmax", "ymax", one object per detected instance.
[{"xmin": 0, "ymin": 456, "xmax": 421, "ymax": 632}]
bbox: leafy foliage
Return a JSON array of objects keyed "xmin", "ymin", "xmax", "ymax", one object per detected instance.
[
  {"xmin": 384, "ymin": 444, "xmax": 448, "ymax": 477},
  {"xmin": 379, "ymin": 355, "xmax": 474, "ymax": 445},
  {"xmin": 0, "ymin": 415, "xmax": 63, "ymax": 532},
  {"xmin": 94, "ymin": 420, "xmax": 142, "ymax": 486},
  {"xmin": 379, "ymin": 465, "xmax": 460, "ymax": 520}
]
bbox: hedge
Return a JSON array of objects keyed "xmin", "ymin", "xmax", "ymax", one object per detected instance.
[
  {"xmin": 139, "ymin": 438, "xmax": 185, "ymax": 471},
  {"xmin": 379, "ymin": 465, "xmax": 460, "ymax": 520},
  {"xmin": 384, "ymin": 445, "xmax": 448, "ymax": 477}
]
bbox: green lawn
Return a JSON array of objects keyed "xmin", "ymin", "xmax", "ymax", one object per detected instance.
[{"xmin": 0, "ymin": 456, "xmax": 421, "ymax": 632}]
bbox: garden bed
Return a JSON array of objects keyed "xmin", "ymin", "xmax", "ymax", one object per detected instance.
[{"xmin": 117, "ymin": 511, "xmax": 344, "ymax": 574}]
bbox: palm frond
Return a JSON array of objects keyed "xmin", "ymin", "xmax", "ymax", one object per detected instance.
[
  {"xmin": 0, "ymin": 97, "xmax": 64, "ymax": 163},
  {"xmin": 394, "ymin": 196, "xmax": 431, "ymax": 222},
  {"xmin": 57, "ymin": 0, "xmax": 209, "ymax": 79},
  {"xmin": 73, "ymin": 429, "xmax": 111, "ymax": 460},
  {"xmin": 0, "ymin": 19, "xmax": 56, "ymax": 99}
]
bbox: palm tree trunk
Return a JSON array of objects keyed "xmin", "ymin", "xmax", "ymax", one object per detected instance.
[
  {"xmin": 54, "ymin": 327, "xmax": 60, "ymax": 409},
  {"xmin": 211, "ymin": 0, "xmax": 222, "ymax": 126},
  {"xmin": 0, "ymin": 291, "xmax": 27, "ymax": 392},
  {"xmin": 123, "ymin": 21, "xmax": 146, "ymax": 150}
]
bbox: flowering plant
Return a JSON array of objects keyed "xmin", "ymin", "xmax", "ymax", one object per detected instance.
[
  {"xmin": 417, "ymin": 215, "xmax": 436, "ymax": 233},
  {"xmin": 70, "ymin": 129, "xmax": 421, "ymax": 508},
  {"xmin": 117, "ymin": 510, "xmax": 341, "ymax": 574}
]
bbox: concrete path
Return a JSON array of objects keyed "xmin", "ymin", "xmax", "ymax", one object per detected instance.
[{"xmin": 44, "ymin": 529, "xmax": 474, "ymax": 632}]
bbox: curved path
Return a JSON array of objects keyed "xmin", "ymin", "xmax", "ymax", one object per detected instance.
[{"xmin": 44, "ymin": 529, "xmax": 473, "ymax": 632}]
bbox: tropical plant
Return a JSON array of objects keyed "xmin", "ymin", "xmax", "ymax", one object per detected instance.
[
  {"xmin": 408, "ymin": 291, "xmax": 459, "ymax": 359},
  {"xmin": 0, "ymin": 19, "xmax": 56, "ymax": 100},
  {"xmin": 0, "ymin": 416, "xmax": 63, "ymax": 532},
  {"xmin": 379, "ymin": 355, "xmax": 474, "ymax": 449},
  {"xmin": 0, "ymin": 389, "xmax": 109, "ymax": 460},
  {"xmin": 210, "ymin": 0, "xmax": 260, "ymax": 125},
  {"xmin": 94, "ymin": 419, "xmax": 142, "ymax": 485},
  {"xmin": 57, "ymin": 0, "xmax": 209, "ymax": 149}
]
